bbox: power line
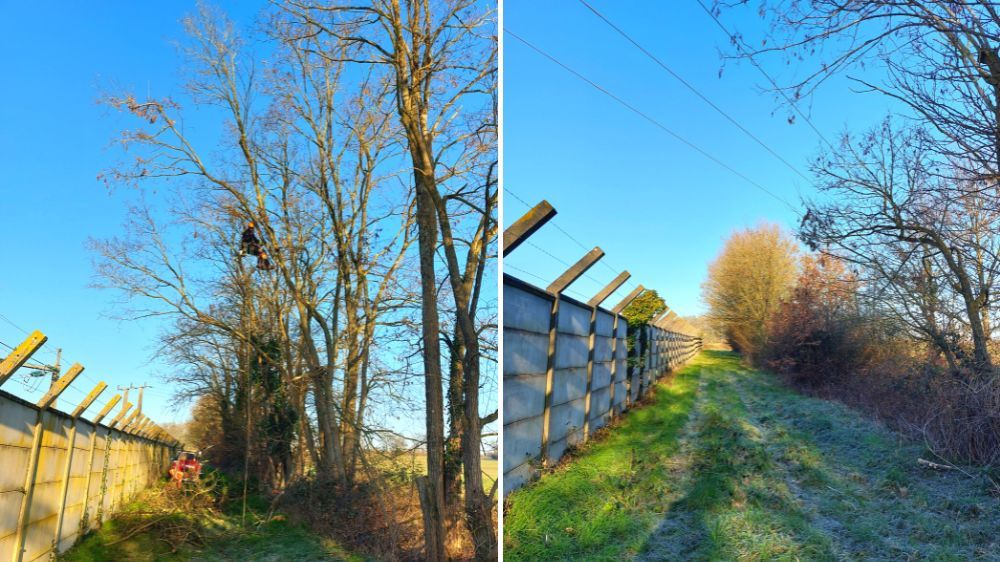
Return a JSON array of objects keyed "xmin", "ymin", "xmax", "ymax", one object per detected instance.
[
  {"xmin": 503, "ymin": 187, "xmax": 641, "ymax": 295},
  {"xmin": 0, "ymin": 317, "xmax": 157, "ymax": 419},
  {"xmin": 0, "ymin": 313, "xmax": 119, "ymax": 394},
  {"xmin": 692, "ymin": 0, "xmax": 915, "ymax": 305},
  {"xmin": 578, "ymin": 0, "xmax": 812, "ymax": 183},
  {"xmin": 504, "ymin": 264, "xmax": 591, "ymax": 302},
  {"xmin": 691, "ymin": 0, "xmax": 837, "ymax": 152},
  {"xmin": 523, "ymin": 235, "xmax": 624, "ymax": 295},
  {"xmin": 0, "ymin": 315, "xmax": 59, "ymax": 363},
  {"xmin": 505, "ymin": 264, "xmax": 550, "ymax": 285},
  {"xmin": 0, "ymin": 312, "xmax": 29, "ymax": 335},
  {"xmin": 504, "ymin": 28, "xmax": 799, "ymax": 213}
]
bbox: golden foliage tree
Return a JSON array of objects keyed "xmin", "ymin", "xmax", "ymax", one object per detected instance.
[{"xmin": 702, "ymin": 224, "xmax": 799, "ymax": 360}]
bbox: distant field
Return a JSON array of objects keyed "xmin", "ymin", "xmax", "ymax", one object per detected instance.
[{"xmin": 387, "ymin": 452, "xmax": 498, "ymax": 491}]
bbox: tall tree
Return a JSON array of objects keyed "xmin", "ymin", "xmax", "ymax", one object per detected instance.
[
  {"xmin": 702, "ymin": 223, "xmax": 799, "ymax": 359},
  {"xmin": 94, "ymin": 4, "xmax": 418, "ymax": 490},
  {"xmin": 279, "ymin": 2, "xmax": 498, "ymax": 559}
]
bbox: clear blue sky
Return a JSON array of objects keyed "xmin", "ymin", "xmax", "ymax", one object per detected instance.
[
  {"xmin": 502, "ymin": 1, "xmax": 898, "ymax": 315},
  {"xmin": 0, "ymin": 1, "xmax": 266, "ymax": 425}
]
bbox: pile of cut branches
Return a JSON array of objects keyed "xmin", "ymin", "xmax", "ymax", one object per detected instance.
[{"xmin": 104, "ymin": 472, "xmax": 229, "ymax": 554}]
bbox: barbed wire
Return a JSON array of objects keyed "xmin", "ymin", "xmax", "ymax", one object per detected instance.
[{"xmin": 503, "ymin": 187, "xmax": 641, "ymax": 298}]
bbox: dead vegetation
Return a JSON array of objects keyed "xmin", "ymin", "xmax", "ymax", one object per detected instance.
[
  {"xmin": 100, "ymin": 476, "xmax": 223, "ymax": 554},
  {"xmin": 60, "ymin": 472, "xmax": 363, "ymax": 562},
  {"xmin": 277, "ymin": 458, "xmax": 497, "ymax": 561}
]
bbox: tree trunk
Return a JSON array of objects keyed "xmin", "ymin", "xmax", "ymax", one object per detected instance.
[
  {"xmin": 444, "ymin": 325, "xmax": 465, "ymax": 509},
  {"xmin": 414, "ymin": 172, "xmax": 447, "ymax": 562},
  {"xmin": 943, "ymin": 245, "xmax": 993, "ymax": 371},
  {"xmin": 460, "ymin": 347, "xmax": 497, "ymax": 561},
  {"xmin": 341, "ymin": 288, "xmax": 361, "ymax": 486},
  {"xmin": 313, "ymin": 372, "xmax": 345, "ymax": 482}
]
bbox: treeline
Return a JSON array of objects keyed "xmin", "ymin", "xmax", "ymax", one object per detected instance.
[
  {"xmin": 704, "ymin": 224, "xmax": 1000, "ymax": 465},
  {"xmin": 91, "ymin": 2, "xmax": 496, "ymax": 561},
  {"xmin": 699, "ymin": 0, "xmax": 1000, "ymax": 467}
]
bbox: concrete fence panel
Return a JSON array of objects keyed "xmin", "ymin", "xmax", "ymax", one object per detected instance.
[
  {"xmin": 0, "ymin": 390, "xmax": 176, "ymax": 562},
  {"xmin": 503, "ymin": 274, "xmax": 701, "ymax": 495},
  {"xmin": 0, "ymin": 330, "xmax": 180, "ymax": 562}
]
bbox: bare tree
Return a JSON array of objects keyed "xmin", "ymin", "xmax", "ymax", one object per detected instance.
[
  {"xmin": 802, "ymin": 119, "xmax": 1000, "ymax": 371},
  {"xmin": 94, "ymin": 4, "xmax": 419, "ymax": 493},
  {"xmin": 277, "ymin": 2, "xmax": 498, "ymax": 559},
  {"xmin": 731, "ymin": 0, "xmax": 1000, "ymax": 184}
]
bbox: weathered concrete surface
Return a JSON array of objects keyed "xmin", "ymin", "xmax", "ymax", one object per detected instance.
[
  {"xmin": 0, "ymin": 391, "xmax": 173, "ymax": 561},
  {"xmin": 504, "ymin": 273, "xmax": 701, "ymax": 495}
]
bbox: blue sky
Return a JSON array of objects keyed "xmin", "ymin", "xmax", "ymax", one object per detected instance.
[
  {"xmin": 0, "ymin": 1, "xmax": 497, "ymax": 444},
  {"xmin": 0, "ymin": 0, "xmax": 899, "ymax": 432},
  {"xmin": 502, "ymin": 1, "xmax": 898, "ymax": 314},
  {"xmin": 0, "ymin": 1, "xmax": 267, "ymax": 425}
]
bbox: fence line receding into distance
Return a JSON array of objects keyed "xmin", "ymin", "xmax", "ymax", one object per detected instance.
[
  {"xmin": 0, "ymin": 330, "xmax": 180, "ymax": 562},
  {"xmin": 503, "ymin": 200, "xmax": 702, "ymax": 495}
]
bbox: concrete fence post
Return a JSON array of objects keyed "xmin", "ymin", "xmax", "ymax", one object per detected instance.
[
  {"xmin": 539, "ymin": 293, "xmax": 560, "ymax": 463},
  {"xmin": 53, "ymin": 382, "xmax": 107, "ymax": 552},
  {"xmin": 11, "ymin": 363, "xmax": 84, "ymax": 562},
  {"xmin": 650, "ymin": 328, "xmax": 656, "ymax": 389},
  {"xmin": 626, "ymin": 324, "xmax": 636, "ymax": 407},
  {"xmin": 638, "ymin": 326, "xmax": 648, "ymax": 398},
  {"xmin": 582, "ymin": 304, "xmax": 598, "ymax": 440},
  {"xmin": 609, "ymin": 313, "xmax": 620, "ymax": 417},
  {"xmin": 503, "ymin": 200, "xmax": 556, "ymax": 256},
  {"xmin": 540, "ymin": 247, "xmax": 604, "ymax": 463},
  {"xmin": 634, "ymin": 327, "xmax": 642, "ymax": 400},
  {"xmin": 0, "ymin": 331, "xmax": 47, "ymax": 386}
]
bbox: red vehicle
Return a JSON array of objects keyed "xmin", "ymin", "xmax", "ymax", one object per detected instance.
[{"xmin": 168, "ymin": 451, "xmax": 203, "ymax": 489}]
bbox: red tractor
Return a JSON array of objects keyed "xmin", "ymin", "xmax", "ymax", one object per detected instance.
[{"xmin": 168, "ymin": 451, "xmax": 203, "ymax": 489}]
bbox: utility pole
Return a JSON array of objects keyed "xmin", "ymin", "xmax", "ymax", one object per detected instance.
[
  {"xmin": 48, "ymin": 349, "xmax": 61, "ymax": 408},
  {"xmin": 117, "ymin": 383, "xmax": 152, "ymax": 415},
  {"xmin": 118, "ymin": 385, "xmax": 132, "ymax": 409}
]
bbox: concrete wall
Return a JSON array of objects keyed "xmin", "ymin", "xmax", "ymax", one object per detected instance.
[
  {"xmin": 503, "ymin": 274, "xmax": 701, "ymax": 495},
  {"xmin": 503, "ymin": 277, "xmax": 553, "ymax": 494},
  {"xmin": 0, "ymin": 391, "xmax": 174, "ymax": 561}
]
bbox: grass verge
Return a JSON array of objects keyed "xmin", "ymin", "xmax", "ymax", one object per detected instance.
[
  {"xmin": 505, "ymin": 351, "xmax": 1000, "ymax": 561},
  {"xmin": 503, "ymin": 352, "xmax": 707, "ymax": 560}
]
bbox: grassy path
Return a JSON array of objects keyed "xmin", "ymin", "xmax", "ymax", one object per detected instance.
[{"xmin": 504, "ymin": 351, "xmax": 1000, "ymax": 561}]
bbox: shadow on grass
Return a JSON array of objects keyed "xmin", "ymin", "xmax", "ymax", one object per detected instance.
[
  {"xmin": 636, "ymin": 364, "xmax": 835, "ymax": 561},
  {"xmin": 504, "ymin": 353, "xmax": 723, "ymax": 561},
  {"xmin": 637, "ymin": 352, "xmax": 1000, "ymax": 561},
  {"xmin": 725, "ymin": 364, "xmax": 1000, "ymax": 560}
]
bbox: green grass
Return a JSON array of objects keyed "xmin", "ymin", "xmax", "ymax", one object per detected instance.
[
  {"xmin": 388, "ymin": 451, "xmax": 499, "ymax": 491},
  {"xmin": 504, "ymin": 351, "xmax": 1000, "ymax": 561},
  {"xmin": 503, "ymin": 351, "xmax": 706, "ymax": 560},
  {"xmin": 59, "ymin": 482, "xmax": 364, "ymax": 562}
]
